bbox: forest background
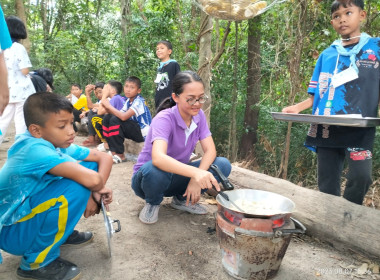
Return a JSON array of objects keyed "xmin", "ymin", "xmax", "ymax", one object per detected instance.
[{"xmin": 2, "ymin": 0, "xmax": 380, "ymax": 208}]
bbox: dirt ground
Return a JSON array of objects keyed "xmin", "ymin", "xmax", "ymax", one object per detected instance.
[{"xmin": 0, "ymin": 124, "xmax": 379, "ymax": 280}]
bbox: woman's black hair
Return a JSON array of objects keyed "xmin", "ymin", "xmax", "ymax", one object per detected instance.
[
  {"xmin": 5, "ymin": 16, "xmax": 27, "ymax": 40},
  {"xmin": 331, "ymin": 0, "xmax": 364, "ymax": 14},
  {"xmin": 156, "ymin": 71, "xmax": 204, "ymax": 114}
]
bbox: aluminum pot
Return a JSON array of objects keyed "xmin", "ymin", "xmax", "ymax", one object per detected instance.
[{"xmin": 216, "ymin": 189, "xmax": 295, "ymax": 218}]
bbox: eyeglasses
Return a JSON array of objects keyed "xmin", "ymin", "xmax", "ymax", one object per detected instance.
[{"xmin": 182, "ymin": 95, "xmax": 209, "ymax": 106}]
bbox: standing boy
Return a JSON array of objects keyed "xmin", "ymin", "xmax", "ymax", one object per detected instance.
[
  {"xmin": 102, "ymin": 76, "xmax": 152, "ymax": 163},
  {"xmin": 0, "ymin": 92, "xmax": 113, "ymax": 279},
  {"xmin": 154, "ymin": 40, "xmax": 180, "ymax": 109},
  {"xmin": 282, "ymin": 0, "xmax": 379, "ymax": 205}
]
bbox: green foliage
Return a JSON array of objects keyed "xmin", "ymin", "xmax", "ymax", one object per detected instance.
[{"xmin": 4, "ymin": 0, "xmax": 380, "ymax": 187}]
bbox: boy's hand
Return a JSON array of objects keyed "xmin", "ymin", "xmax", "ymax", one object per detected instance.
[
  {"xmin": 96, "ymin": 186, "xmax": 113, "ymax": 205},
  {"xmin": 84, "ymin": 195, "xmax": 100, "ymax": 218},
  {"xmin": 282, "ymin": 105, "xmax": 300, "ymax": 114},
  {"xmin": 102, "ymin": 84, "xmax": 112, "ymax": 98},
  {"xmin": 85, "ymin": 84, "xmax": 95, "ymax": 96},
  {"xmin": 79, "ymin": 111, "xmax": 87, "ymax": 118},
  {"xmin": 100, "ymin": 98, "xmax": 111, "ymax": 111}
]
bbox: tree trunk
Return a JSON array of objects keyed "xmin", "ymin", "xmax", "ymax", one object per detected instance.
[
  {"xmin": 197, "ymin": 11, "xmax": 213, "ymax": 123},
  {"xmin": 121, "ymin": 0, "xmax": 131, "ymax": 74},
  {"xmin": 228, "ymin": 21, "xmax": 239, "ymax": 162},
  {"xmin": 239, "ymin": 16, "xmax": 261, "ymax": 159},
  {"xmin": 278, "ymin": 0, "xmax": 308, "ymax": 179},
  {"xmin": 15, "ymin": 0, "xmax": 31, "ymax": 52}
]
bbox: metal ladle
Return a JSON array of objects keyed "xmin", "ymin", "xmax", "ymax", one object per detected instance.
[{"xmin": 213, "ymin": 186, "xmax": 245, "ymax": 213}]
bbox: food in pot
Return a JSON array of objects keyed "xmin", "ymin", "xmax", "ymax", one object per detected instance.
[{"xmin": 228, "ymin": 199, "xmax": 277, "ymax": 214}]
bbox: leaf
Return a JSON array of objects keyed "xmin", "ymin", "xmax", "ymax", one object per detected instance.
[
  {"xmin": 205, "ymin": 198, "xmax": 218, "ymax": 205},
  {"xmin": 372, "ymin": 264, "xmax": 379, "ymax": 274},
  {"xmin": 357, "ymin": 263, "xmax": 369, "ymax": 275}
]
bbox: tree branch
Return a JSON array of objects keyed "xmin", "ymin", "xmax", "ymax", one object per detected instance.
[{"xmin": 211, "ymin": 21, "xmax": 231, "ymax": 68}]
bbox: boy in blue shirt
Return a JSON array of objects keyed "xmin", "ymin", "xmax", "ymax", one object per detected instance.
[
  {"xmin": 0, "ymin": 92, "xmax": 113, "ymax": 279},
  {"xmin": 283, "ymin": 0, "xmax": 379, "ymax": 205},
  {"xmin": 101, "ymin": 76, "xmax": 152, "ymax": 163}
]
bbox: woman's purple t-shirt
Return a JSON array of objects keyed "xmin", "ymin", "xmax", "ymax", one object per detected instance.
[{"xmin": 133, "ymin": 105, "xmax": 211, "ymax": 174}]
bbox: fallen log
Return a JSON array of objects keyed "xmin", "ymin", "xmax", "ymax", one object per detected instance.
[{"xmin": 229, "ymin": 165, "xmax": 380, "ymax": 258}]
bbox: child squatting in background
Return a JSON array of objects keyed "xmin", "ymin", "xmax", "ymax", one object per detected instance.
[
  {"xmin": 282, "ymin": 0, "xmax": 379, "ymax": 205},
  {"xmin": 132, "ymin": 71, "xmax": 231, "ymax": 224},
  {"xmin": 101, "ymin": 76, "xmax": 152, "ymax": 163},
  {"xmin": 0, "ymin": 92, "xmax": 113, "ymax": 280}
]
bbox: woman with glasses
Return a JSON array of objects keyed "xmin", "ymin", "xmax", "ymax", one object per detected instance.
[{"xmin": 132, "ymin": 71, "xmax": 231, "ymax": 224}]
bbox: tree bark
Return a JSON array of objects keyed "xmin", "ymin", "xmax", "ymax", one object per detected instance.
[
  {"xmin": 121, "ymin": 0, "xmax": 131, "ymax": 74},
  {"xmin": 15, "ymin": 0, "xmax": 31, "ymax": 52},
  {"xmin": 228, "ymin": 21, "xmax": 239, "ymax": 162},
  {"xmin": 278, "ymin": 0, "xmax": 308, "ymax": 179},
  {"xmin": 197, "ymin": 11, "xmax": 213, "ymax": 123},
  {"xmin": 239, "ymin": 16, "xmax": 261, "ymax": 159}
]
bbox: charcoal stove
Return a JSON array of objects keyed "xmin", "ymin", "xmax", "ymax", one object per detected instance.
[{"xmin": 216, "ymin": 195, "xmax": 306, "ymax": 280}]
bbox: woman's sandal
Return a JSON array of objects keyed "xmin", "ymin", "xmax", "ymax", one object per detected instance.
[{"xmin": 112, "ymin": 154, "xmax": 127, "ymax": 164}]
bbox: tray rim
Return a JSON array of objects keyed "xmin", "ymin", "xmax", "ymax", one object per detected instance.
[{"xmin": 271, "ymin": 112, "xmax": 380, "ymax": 127}]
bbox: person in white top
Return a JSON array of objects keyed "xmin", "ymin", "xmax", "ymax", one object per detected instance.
[{"xmin": 0, "ymin": 16, "xmax": 35, "ymax": 145}]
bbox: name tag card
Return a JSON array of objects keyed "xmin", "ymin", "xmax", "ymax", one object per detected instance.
[{"xmin": 331, "ymin": 67, "xmax": 359, "ymax": 88}]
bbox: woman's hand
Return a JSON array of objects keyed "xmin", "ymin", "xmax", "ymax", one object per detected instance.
[
  {"xmin": 192, "ymin": 169, "xmax": 218, "ymax": 191},
  {"xmin": 84, "ymin": 195, "xmax": 100, "ymax": 218},
  {"xmin": 183, "ymin": 178, "xmax": 202, "ymax": 205},
  {"xmin": 183, "ymin": 170, "xmax": 218, "ymax": 205}
]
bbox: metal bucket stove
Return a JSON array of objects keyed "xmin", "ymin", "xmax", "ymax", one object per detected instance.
[{"xmin": 215, "ymin": 191, "xmax": 306, "ymax": 280}]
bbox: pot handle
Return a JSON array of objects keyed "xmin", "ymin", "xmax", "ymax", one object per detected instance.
[
  {"xmin": 209, "ymin": 164, "xmax": 234, "ymax": 190},
  {"xmin": 112, "ymin": 219, "xmax": 121, "ymax": 233},
  {"xmin": 274, "ymin": 217, "xmax": 306, "ymax": 237}
]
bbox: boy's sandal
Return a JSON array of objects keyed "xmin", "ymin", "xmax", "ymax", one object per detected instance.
[
  {"xmin": 97, "ymin": 143, "xmax": 109, "ymax": 152},
  {"xmin": 112, "ymin": 154, "xmax": 127, "ymax": 164}
]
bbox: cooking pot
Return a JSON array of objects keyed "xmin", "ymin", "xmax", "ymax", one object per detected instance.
[{"xmin": 216, "ymin": 189, "xmax": 295, "ymax": 218}]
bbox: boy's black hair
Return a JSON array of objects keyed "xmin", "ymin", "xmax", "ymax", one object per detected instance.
[
  {"xmin": 95, "ymin": 82, "xmax": 105, "ymax": 89},
  {"xmin": 125, "ymin": 76, "xmax": 142, "ymax": 89},
  {"xmin": 331, "ymin": 0, "xmax": 364, "ymax": 14},
  {"xmin": 34, "ymin": 68, "xmax": 54, "ymax": 90},
  {"xmin": 5, "ymin": 16, "xmax": 27, "ymax": 40},
  {"xmin": 107, "ymin": 80, "xmax": 123, "ymax": 95},
  {"xmin": 24, "ymin": 92, "xmax": 73, "ymax": 128},
  {"xmin": 157, "ymin": 40, "xmax": 173, "ymax": 51},
  {"xmin": 71, "ymin": 83, "xmax": 81, "ymax": 90}
]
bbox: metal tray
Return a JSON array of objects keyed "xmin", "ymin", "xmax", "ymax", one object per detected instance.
[{"xmin": 271, "ymin": 112, "xmax": 380, "ymax": 127}]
